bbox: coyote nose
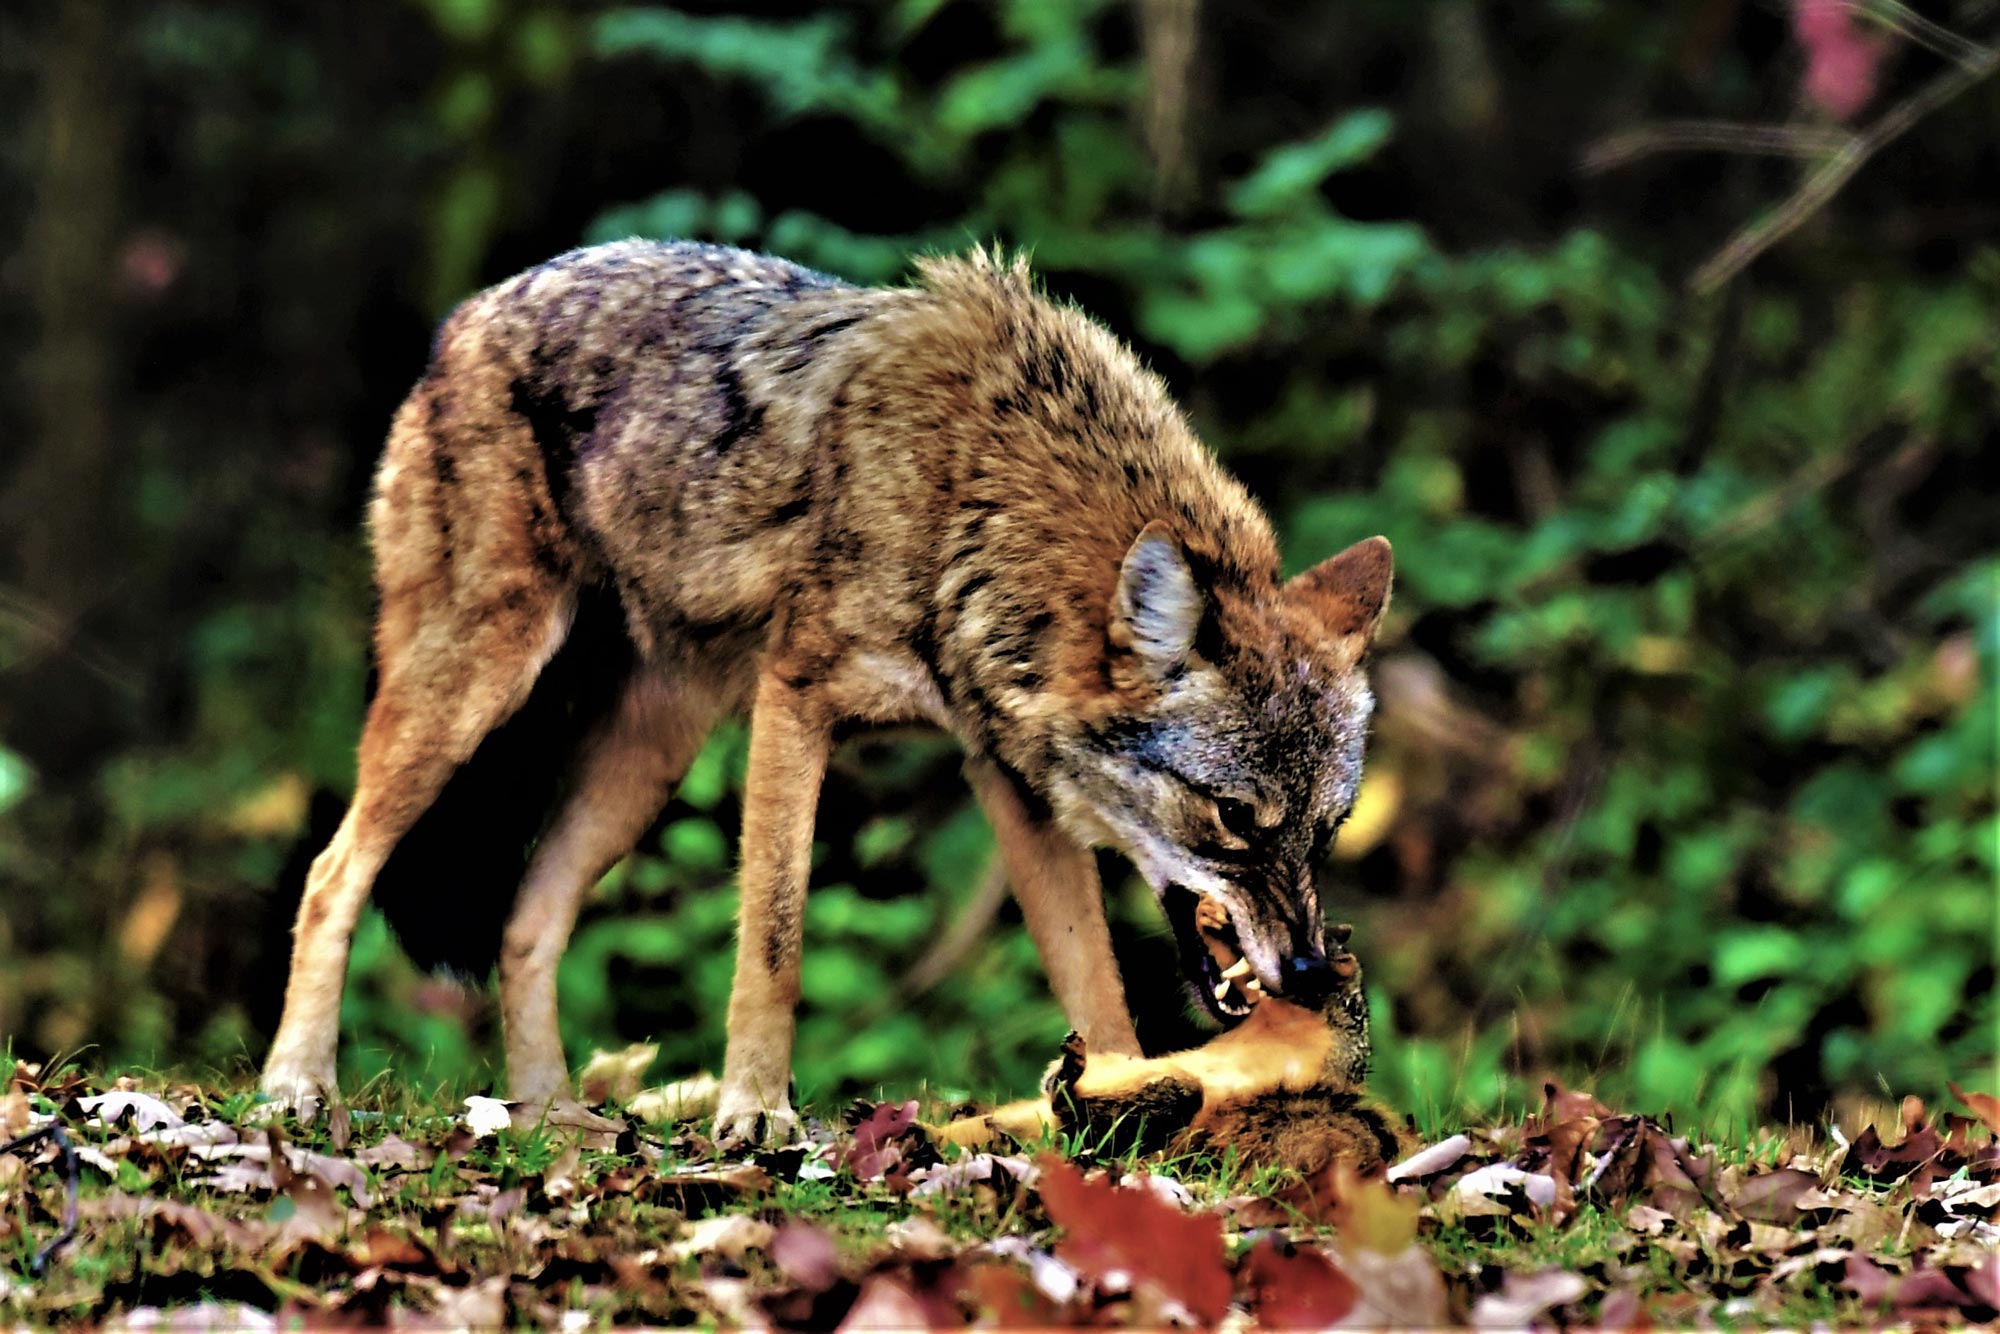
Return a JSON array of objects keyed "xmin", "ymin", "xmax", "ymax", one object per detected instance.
[{"xmin": 1282, "ymin": 953, "xmax": 1336, "ymax": 1003}]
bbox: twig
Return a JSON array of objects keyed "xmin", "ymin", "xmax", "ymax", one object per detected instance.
[
  {"xmin": 2, "ymin": 1124, "xmax": 81, "ymax": 1274},
  {"xmin": 0, "ymin": 584, "xmax": 143, "ymax": 696},
  {"xmin": 899, "ymin": 856, "xmax": 1011, "ymax": 996},
  {"xmin": 1846, "ymin": 0, "xmax": 1996, "ymax": 70},
  {"xmin": 1691, "ymin": 40, "xmax": 2000, "ymax": 292},
  {"xmin": 1582, "ymin": 121, "xmax": 1856, "ymax": 172}
]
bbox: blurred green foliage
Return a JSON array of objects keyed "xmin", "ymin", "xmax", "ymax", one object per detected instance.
[{"xmin": 1, "ymin": 0, "xmax": 1992, "ymax": 1129}]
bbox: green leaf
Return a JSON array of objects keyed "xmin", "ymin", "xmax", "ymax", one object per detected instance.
[
  {"xmin": 1712, "ymin": 928, "xmax": 1806, "ymax": 986},
  {"xmin": 661, "ymin": 818, "xmax": 729, "ymax": 873},
  {"xmin": 1226, "ymin": 110, "xmax": 1396, "ymax": 219},
  {"xmin": 0, "ymin": 746, "xmax": 32, "ymax": 815}
]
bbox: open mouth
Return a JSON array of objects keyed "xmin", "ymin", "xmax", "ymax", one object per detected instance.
[{"xmin": 1162, "ymin": 885, "xmax": 1264, "ymax": 1024}]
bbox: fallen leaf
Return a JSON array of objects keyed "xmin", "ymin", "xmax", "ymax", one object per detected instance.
[
  {"xmin": 425, "ymin": 1276, "xmax": 507, "ymax": 1326},
  {"xmin": 460, "ymin": 1096, "xmax": 514, "ymax": 1139},
  {"xmin": 1451, "ymin": 1163, "xmax": 1557, "ymax": 1212},
  {"xmin": 960, "ymin": 1261, "xmax": 1064, "ymax": 1328},
  {"xmin": 640, "ymin": 1162, "xmax": 771, "ymax": 1215},
  {"xmin": 576, "ymin": 1042, "xmax": 659, "ymax": 1104},
  {"xmin": 908, "ymin": 1152, "xmax": 1037, "ymax": 1197},
  {"xmin": 1385, "ymin": 1132, "xmax": 1471, "ymax": 1183},
  {"xmin": 351, "ymin": 1135, "xmax": 430, "ymax": 1171},
  {"xmin": 629, "ymin": 1073, "xmax": 721, "ymax": 1124},
  {"xmin": 884, "ymin": 1215, "xmax": 956, "ymax": 1262},
  {"xmin": 770, "ymin": 1222, "xmax": 841, "ymax": 1292},
  {"xmin": 1333, "ymin": 1242, "xmax": 1453, "ymax": 1326},
  {"xmin": 1949, "ymin": 1083, "xmax": 2000, "ymax": 1137},
  {"xmin": 669, "ymin": 1213, "xmax": 776, "ymax": 1265},
  {"xmin": 79, "ymin": 1092, "xmax": 184, "ymax": 1133},
  {"xmin": 836, "ymin": 1274, "xmax": 933, "ymax": 1331},
  {"xmin": 1724, "ymin": 1166, "xmax": 1822, "ymax": 1224},
  {"xmin": 1625, "ymin": 1203, "xmax": 1674, "ymax": 1235},
  {"xmin": 980, "ymin": 1236, "xmax": 1081, "ymax": 1306},
  {"xmin": 1235, "ymin": 1237, "xmax": 1357, "ymax": 1328},
  {"xmin": 1839, "ymin": 1252, "xmax": 1897, "ymax": 1306},
  {"xmin": 1596, "ymin": 1286, "xmax": 1648, "ymax": 1328},
  {"xmin": 1035, "ymin": 1153, "xmax": 1231, "ymax": 1323},
  {"xmin": 840, "ymin": 1100, "xmax": 920, "ymax": 1181},
  {"xmin": 540, "ymin": 1142, "xmax": 582, "ymax": 1201},
  {"xmin": 1470, "ymin": 1267, "xmax": 1587, "ymax": 1328}
]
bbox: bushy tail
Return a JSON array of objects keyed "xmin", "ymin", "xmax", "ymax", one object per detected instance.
[{"xmin": 371, "ymin": 583, "xmax": 634, "ymax": 975}]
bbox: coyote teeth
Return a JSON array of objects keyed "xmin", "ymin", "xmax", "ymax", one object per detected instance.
[
  {"xmin": 1220, "ymin": 958, "xmax": 1253, "ymax": 981},
  {"xmin": 1213, "ymin": 981, "xmax": 1232, "ymax": 1002},
  {"xmin": 1243, "ymin": 978, "xmax": 1263, "ymax": 994}
]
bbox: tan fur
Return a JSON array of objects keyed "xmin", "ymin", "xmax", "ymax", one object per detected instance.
[
  {"xmin": 261, "ymin": 242, "xmax": 1391, "ymax": 1146},
  {"xmin": 940, "ymin": 935, "xmax": 1410, "ymax": 1176}
]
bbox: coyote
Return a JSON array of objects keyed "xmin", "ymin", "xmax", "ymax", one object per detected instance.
[{"xmin": 261, "ymin": 241, "xmax": 1392, "ymax": 1147}]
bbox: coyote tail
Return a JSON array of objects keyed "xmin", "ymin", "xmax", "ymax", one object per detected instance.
[{"xmin": 370, "ymin": 583, "xmax": 634, "ymax": 976}]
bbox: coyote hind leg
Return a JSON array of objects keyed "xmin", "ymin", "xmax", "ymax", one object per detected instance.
[
  {"xmin": 500, "ymin": 672, "xmax": 737, "ymax": 1108},
  {"xmin": 260, "ymin": 585, "xmax": 575, "ymax": 1114}
]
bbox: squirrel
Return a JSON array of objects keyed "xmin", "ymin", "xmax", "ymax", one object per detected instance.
[{"xmin": 939, "ymin": 919, "xmax": 1410, "ymax": 1176}]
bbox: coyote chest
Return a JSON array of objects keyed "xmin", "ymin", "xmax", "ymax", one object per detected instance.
[{"xmin": 262, "ymin": 241, "xmax": 1393, "ymax": 1150}]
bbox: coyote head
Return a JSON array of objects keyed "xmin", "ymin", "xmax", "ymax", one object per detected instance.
[{"xmin": 1050, "ymin": 524, "xmax": 1392, "ymax": 1025}]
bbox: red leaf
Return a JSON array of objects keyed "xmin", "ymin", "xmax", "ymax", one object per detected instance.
[
  {"xmin": 841, "ymin": 1100, "xmax": 920, "ymax": 1181},
  {"xmin": 1236, "ymin": 1238, "xmax": 1357, "ymax": 1328},
  {"xmin": 1035, "ymin": 1154, "xmax": 1231, "ymax": 1323},
  {"xmin": 960, "ymin": 1262, "xmax": 1066, "ymax": 1329},
  {"xmin": 771, "ymin": 1223, "xmax": 842, "ymax": 1294}
]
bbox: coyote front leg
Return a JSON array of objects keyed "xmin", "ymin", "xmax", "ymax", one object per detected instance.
[
  {"xmin": 969, "ymin": 759, "xmax": 1141, "ymax": 1059},
  {"xmin": 714, "ymin": 671, "xmax": 831, "ymax": 1149}
]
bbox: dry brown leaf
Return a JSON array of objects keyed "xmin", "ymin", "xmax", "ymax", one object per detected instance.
[
  {"xmin": 1333, "ymin": 1242, "xmax": 1454, "ymax": 1327},
  {"xmin": 669, "ymin": 1213, "xmax": 776, "ymax": 1265},
  {"xmin": 1723, "ymin": 1165, "xmax": 1822, "ymax": 1224},
  {"xmin": 576, "ymin": 1042, "xmax": 660, "ymax": 1104},
  {"xmin": 835, "ymin": 1274, "xmax": 934, "ymax": 1331},
  {"xmin": 1949, "ymin": 1083, "xmax": 2000, "ymax": 1137}
]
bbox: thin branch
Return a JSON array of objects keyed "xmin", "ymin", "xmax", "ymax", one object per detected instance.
[
  {"xmin": 1847, "ymin": 0, "xmax": 1995, "ymax": 70},
  {"xmin": 1691, "ymin": 39, "xmax": 2000, "ymax": 293},
  {"xmin": 898, "ymin": 855, "xmax": 1011, "ymax": 996},
  {"xmin": 0, "ymin": 585, "xmax": 144, "ymax": 696},
  {"xmin": 1583, "ymin": 120, "xmax": 1856, "ymax": 172}
]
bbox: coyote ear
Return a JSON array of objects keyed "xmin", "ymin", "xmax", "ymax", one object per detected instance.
[
  {"xmin": 1290, "ymin": 536, "xmax": 1393, "ymax": 645},
  {"xmin": 1110, "ymin": 521, "xmax": 1202, "ymax": 682}
]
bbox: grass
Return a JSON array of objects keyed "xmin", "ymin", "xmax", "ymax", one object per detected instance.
[{"xmin": 1, "ymin": 1063, "xmax": 1987, "ymax": 1327}]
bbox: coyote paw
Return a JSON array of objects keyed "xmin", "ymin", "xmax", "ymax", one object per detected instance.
[
  {"xmin": 256, "ymin": 1064, "xmax": 336, "ymax": 1123},
  {"xmin": 712, "ymin": 1091, "xmax": 800, "ymax": 1152}
]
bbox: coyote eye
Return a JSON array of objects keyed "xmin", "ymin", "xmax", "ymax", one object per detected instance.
[{"xmin": 1215, "ymin": 797, "xmax": 1260, "ymax": 843}]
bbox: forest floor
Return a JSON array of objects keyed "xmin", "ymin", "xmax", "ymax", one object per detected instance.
[{"xmin": 2, "ymin": 1060, "xmax": 1995, "ymax": 1328}]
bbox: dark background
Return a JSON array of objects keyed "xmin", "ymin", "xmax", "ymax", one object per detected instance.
[{"xmin": 2, "ymin": 0, "xmax": 1994, "ymax": 1128}]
